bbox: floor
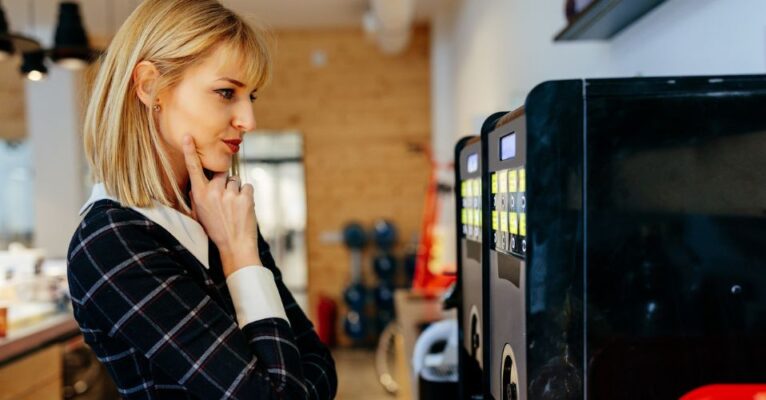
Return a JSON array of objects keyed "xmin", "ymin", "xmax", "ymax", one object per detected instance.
[{"xmin": 333, "ymin": 348, "xmax": 403, "ymax": 400}]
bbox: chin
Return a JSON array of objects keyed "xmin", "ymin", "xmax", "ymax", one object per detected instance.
[{"xmin": 200, "ymin": 155, "xmax": 231, "ymax": 173}]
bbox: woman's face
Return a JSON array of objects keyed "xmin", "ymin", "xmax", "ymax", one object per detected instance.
[{"xmin": 156, "ymin": 45, "xmax": 258, "ymax": 173}]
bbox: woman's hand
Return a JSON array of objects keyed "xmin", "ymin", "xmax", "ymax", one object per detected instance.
[{"xmin": 182, "ymin": 135, "xmax": 261, "ymax": 276}]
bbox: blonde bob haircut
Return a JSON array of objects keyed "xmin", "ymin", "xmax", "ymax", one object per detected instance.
[{"xmin": 84, "ymin": 0, "xmax": 271, "ymax": 213}]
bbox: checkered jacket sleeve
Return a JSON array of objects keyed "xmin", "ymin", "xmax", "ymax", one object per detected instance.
[{"xmin": 67, "ymin": 204, "xmax": 337, "ymax": 399}]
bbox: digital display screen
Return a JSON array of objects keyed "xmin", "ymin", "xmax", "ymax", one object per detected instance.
[
  {"xmin": 467, "ymin": 153, "xmax": 478, "ymax": 173},
  {"xmin": 500, "ymin": 133, "xmax": 516, "ymax": 160}
]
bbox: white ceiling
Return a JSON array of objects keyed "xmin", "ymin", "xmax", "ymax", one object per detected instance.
[{"xmin": 2, "ymin": 0, "xmax": 440, "ymax": 46}]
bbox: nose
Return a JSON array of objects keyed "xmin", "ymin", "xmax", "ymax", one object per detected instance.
[{"xmin": 233, "ymin": 101, "xmax": 256, "ymax": 133}]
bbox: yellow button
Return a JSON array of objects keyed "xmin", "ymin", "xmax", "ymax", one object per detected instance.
[
  {"xmin": 473, "ymin": 179, "xmax": 480, "ymax": 197},
  {"xmin": 520, "ymin": 213, "xmax": 527, "ymax": 236},
  {"xmin": 509, "ymin": 170, "xmax": 518, "ymax": 193},
  {"xmin": 461, "ymin": 180, "xmax": 468, "ymax": 197},
  {"xmin": 492, "ymin": 211, "xmax": 498, "ymax": 231},
  {"xmin": 461, "ymin": 208, "xmax": 467, "ymax": 224},
  {"xmin": 500, "ymin": 211, "xmax": 508, "ymax": 232},
  {"xmin": 510, "ymin": 212, "xmax": 518, "ymax": 235},
  {"xmin": 519, "ymin": 169, "xmax": 526, "ymax": 192},
  {"xmin": 474, "ymin": 209, "xmax": 481, "ymax": 228},
  {"xmin": 498, "ymin": 170, "xmax": 507, "ymax": 193},
  {"xmin": 491, "ymin": 173, "xmax": 498, "ymax": 194}
]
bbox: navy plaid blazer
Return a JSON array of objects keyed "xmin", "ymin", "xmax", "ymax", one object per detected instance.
[{"xmin": 67, "ymin": 199, "xmax": 337, "ymax": 399}]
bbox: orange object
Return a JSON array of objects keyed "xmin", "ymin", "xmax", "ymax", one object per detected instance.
[
  {"xmin": 0, "ymin": 306, "xmax": 7, "ymax": 338},
  {"xmin": 681, "ymin": 384, "xmax": 766, "ymax": 400},
  {"xmin": 412, "ymin": 145, "xmax": 456, "ymax": 292}
]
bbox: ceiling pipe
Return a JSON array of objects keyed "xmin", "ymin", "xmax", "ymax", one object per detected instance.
[{"xmin": 364, "ymin": 0, "xmax": 415, "ymax": 55}]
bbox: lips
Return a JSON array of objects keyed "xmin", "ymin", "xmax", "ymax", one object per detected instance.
[{"xmin": 222, "ymin": 139, "xmax": 242, "ymax": 153}]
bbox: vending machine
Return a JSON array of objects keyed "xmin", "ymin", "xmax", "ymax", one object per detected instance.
[
  {"xmin": 481, "ymin": 108, "xmax": 531, "ymax": 400},
  {"xmin": 455, "ymin": 136, "xmax": 485, "ymax": 399},
  {"xmin": 481, "ymin": 75, "xmax": 766, "ymax": 399}
]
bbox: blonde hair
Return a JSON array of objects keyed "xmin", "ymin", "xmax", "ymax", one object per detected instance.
[{"xmin": 83, "ymin": 0, "xmax": 271, "ymax": 213}]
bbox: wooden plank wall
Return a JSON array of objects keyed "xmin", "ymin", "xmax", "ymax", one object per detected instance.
[
  {"xmin": 255, "ymin": 26, "xmax": 432, "ymax": 344},
  {"xmin": 0, "ymin": 55, "xmax": 27, "ymax": 141}
]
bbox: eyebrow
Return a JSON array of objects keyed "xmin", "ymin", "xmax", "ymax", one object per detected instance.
[{"xmin": 216, "ymin": 77, "xmax": 249, "ymax": 89}]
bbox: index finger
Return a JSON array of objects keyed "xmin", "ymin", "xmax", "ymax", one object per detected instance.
[{"xmin": 182, "ymin": 135, "xmax": 207, "ymax": 189}]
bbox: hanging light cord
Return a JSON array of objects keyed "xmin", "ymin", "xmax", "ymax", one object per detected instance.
[{"xmin": 27, "ymin": 0, "xmax": 35, "ymax": 39}]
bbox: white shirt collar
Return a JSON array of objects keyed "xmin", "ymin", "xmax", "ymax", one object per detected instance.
[{"xmin": 79, "ymin": 183, "xmax": 210, "ymax": 269}]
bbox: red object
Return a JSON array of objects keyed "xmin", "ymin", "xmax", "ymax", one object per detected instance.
[
  {"xmin": 681, "ymin": 384, "xmax": 766, "ymax": 400},
  {"xmin": 316, "ymin": 295, "xmax": 337, "ymax": 347},
  {"xmin": 412, "ymin": 145, "xmax": 457, "ymax": 292},
  {"xmin": 0, "ymin": 306, "xmax": 7, "ymax": 338}
]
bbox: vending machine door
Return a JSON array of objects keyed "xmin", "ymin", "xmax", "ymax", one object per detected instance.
[
  {"xmin": 523, "ymin": 75, "xmax": 766, "ymax": 400},
  {"xmin": 583, "ymin": 76, "xmax": 766, "ymax": 399}
]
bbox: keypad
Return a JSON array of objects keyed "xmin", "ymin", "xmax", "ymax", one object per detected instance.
[
  {"xmin": 491, "ymin": 167, "xmax": 527, "ymax": 257},
  {"xmin": 461, "ymin": 178, "xmax": 482, "ymax": 242}
]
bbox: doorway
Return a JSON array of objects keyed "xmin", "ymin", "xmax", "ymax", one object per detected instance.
[{"xmin": 240, "ymin": 131, "xmax": 308, "ymax": 310}]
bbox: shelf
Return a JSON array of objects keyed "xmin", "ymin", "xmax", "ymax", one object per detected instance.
[{"xmin": 555, "ymin": 0, "xmax": 667, "ymax": 41}]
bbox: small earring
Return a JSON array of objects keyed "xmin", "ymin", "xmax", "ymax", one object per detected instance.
[{"xmin": 153, "ymin": 104, "xmax": 161, "ymax": 112}]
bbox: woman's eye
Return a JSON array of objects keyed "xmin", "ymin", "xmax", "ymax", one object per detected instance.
[
  {"xmin": 249, "ymin": 94, "xmax": 258, "ymax": 102},
  {"xmin": 216, "ymin": 89, "xmax": 235, "ymax": 100}
]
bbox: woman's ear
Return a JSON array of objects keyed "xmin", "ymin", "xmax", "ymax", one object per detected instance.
[{"xmin": 132, "ymin": 60, "xmax": 160, "ymax": 108}]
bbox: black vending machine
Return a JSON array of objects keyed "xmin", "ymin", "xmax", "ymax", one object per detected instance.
[
  {"xmin": 455, "ymin": 136, "xmax": 485, "ymax": 399},
  {"xmin": 482, "ymin": 109, "xmax": 530, "ymax": 400},
  {"xmin": 477, "ymin": 75, "xmax": 766, "ymax": 399}
]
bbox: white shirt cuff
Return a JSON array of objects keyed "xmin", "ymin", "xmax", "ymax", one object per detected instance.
[{"xmin": 225, "ymin": 266, "xmax": 289, "ymax": 327}]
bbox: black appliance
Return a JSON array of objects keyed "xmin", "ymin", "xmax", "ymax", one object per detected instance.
[
  {"xmin": 474, "ymin": 75, "xmax": 766, "ymax": 399},
  {"xmin": 455, "ymin": 136, "xmax": 486, "ymax": 399}
]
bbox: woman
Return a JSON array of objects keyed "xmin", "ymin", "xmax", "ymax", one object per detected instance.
[{"xmin": 67, "ymin": 0, "xmax": 337, "ymax": 398}]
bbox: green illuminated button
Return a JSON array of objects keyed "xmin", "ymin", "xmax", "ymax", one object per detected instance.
[
  {"xmin": 510, "ymin": 212, "xmax": 518, "ymax": 235},
  {"xmin": 519, "ymin": 169, "xmax": 526, "ymax": 192},
  {"xmin": 520, "ymin": 213, "xmax": 527, "ymax": 236},
  {"xmin": 491, "ymin": 173, "xmax": 498, "ymax": 194},
  {"xmin": 509, "ymin": 170, "xmax": 518, "ymax": 193},
  {"xmin": 498, "ymin": 170, "xmax": 507, "ymax": 193},
  {"xmin": 492, "ymin": 211, "xmax": 499, "ymax": 231}
]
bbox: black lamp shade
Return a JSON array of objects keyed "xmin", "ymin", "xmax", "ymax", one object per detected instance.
[
  {"xmin": 21, "ymin": 50, "xmax": 48, "ymax": 80},
  {"xmin": 51, "ymin": 2, "xmax": 92, "ymax": 67},
  {"xmin": 0, "ymin": 37, "xmax": 13, "ymax": 57},
  {"xmin": 51, "ymin": 45, "xmax": 92, "ymax": 63},
  {"xmin": 0, "ymin": 3, "xmax": 10, "ymax": 35},
  {"xmin": 0, "ymin": 4, "xmax": 14, "ymax": 57}
]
